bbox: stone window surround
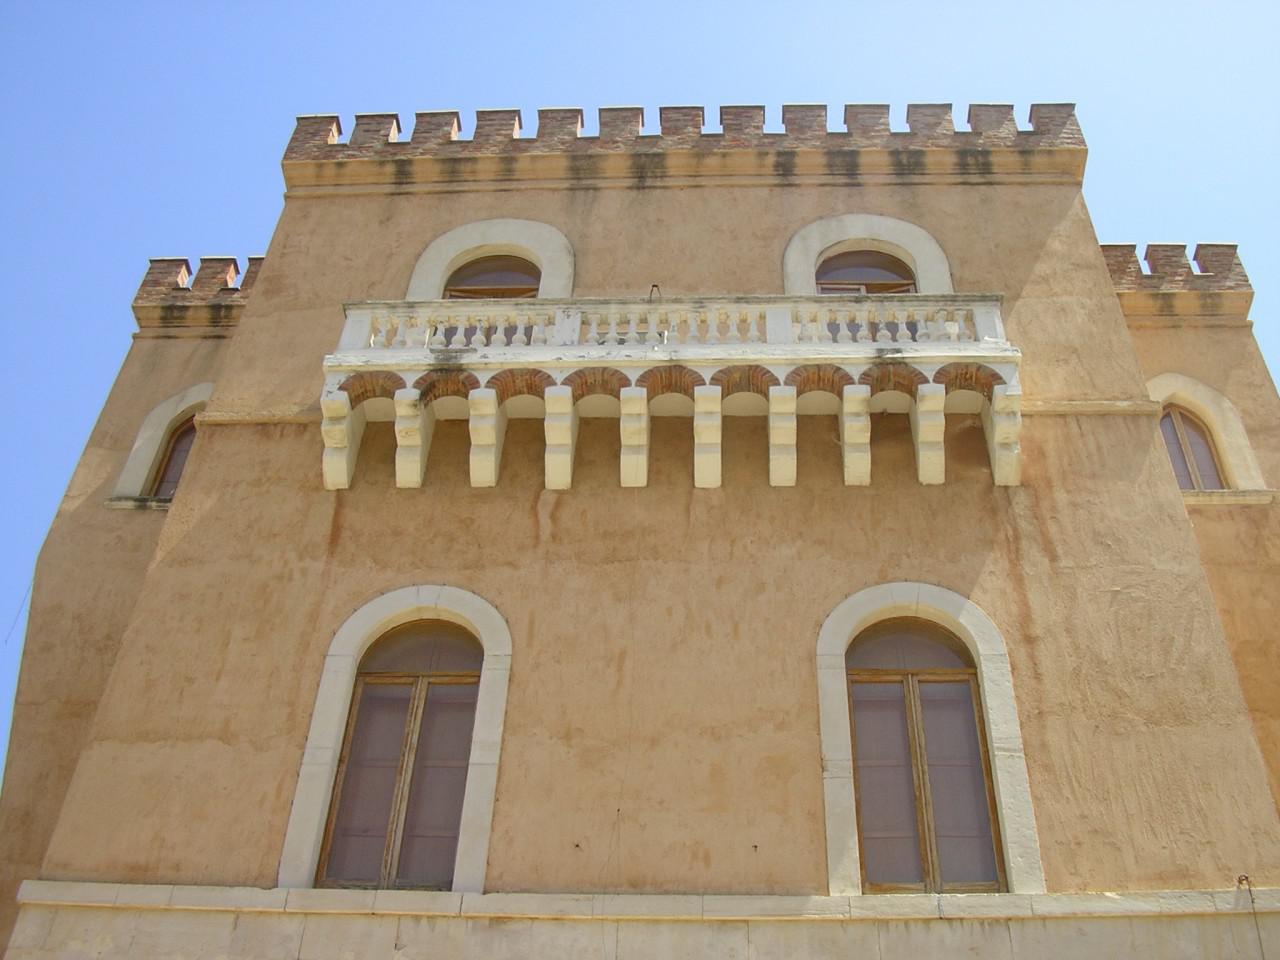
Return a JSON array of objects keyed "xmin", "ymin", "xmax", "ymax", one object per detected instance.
[
  {"xmin": 406, "ymin": 218, "xmax": 575, "ymax": 300},
  {"xmin": 783, "ymin": 213, "xmax": 955, "ymax": 296},
  {"xmin": 817, "ymin": 581, "xmax": 1046, "ymax": 896},
  {"xmin": 111, "ymin": 382, "xmax": 214, "ymax": 500},
  {"xmin": 1147, "ymin": 372, "xmax": 1267, "ymax": 491},
  {"xmin": 277, "ymin": 584, "xmax": 512, "ymax": 892}
]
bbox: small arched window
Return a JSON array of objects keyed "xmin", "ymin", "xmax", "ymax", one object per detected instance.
[
  {"xmin": 150, "ymin": 417, "xmax": 196, "ymax": 499},
  {"xmin": 847, "ymin": 618, "xmax": 1003, "ymax": 893},
  {"xmin": 1160, "ymin": 405, "xmax": 1224, "ymax": 490},
  {"xmin": 318, "ymin": 620, "xmax": 483, "ymax": 890},
  {"xmin": 443, "ymin": 255, "xmax": 540, "ymax": 299},
  {"xmin": 816, "ymin": 251, "xmax": 917, "ymax": 295}
]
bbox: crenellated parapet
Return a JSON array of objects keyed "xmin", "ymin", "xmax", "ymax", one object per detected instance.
[
  {"xmin": 1101, "ymin": 243, "xmax": 1253, "ymax": 319},
  {"xmin": 282, "ymin": 104, "xmax": 1086, "ymax": 188},
  {"xmin": 132, "ymin": 256, "xmax": 264, "ymax": 335}
]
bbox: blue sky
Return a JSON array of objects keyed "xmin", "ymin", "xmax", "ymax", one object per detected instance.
[{"xmin": 0, "ymin": 0, "xmax": 1277, "ymax": 776}]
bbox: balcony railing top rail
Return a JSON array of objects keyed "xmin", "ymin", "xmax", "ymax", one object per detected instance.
[{"xmin": 333, "ymin": 294, "xmax": 1008, "ymax": 357}]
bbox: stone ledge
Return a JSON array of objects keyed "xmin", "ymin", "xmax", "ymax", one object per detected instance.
[
  {"xmin": 16, "ymin": 880, "xmax": 1276, "ymax": 921},
  {"xmin": 1183, "ymin": 489, "xmax": 1276, "ymax": 505},
  {"xmin": 104, "ymin": 496, "xmax": 171, "ymax": 511}
]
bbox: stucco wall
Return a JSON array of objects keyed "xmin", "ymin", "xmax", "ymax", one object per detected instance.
[
  {"xmin": 0, "ymin": 336, "xmax": 230, "ymax": 947},
  {"xmin": 4, "ymin": 163, "xmax": 1277, "ymax": 955},
  {"xmin": 37, "ymin": 411, "xmax": 1280, "ymax": 894},
  {"xmin": 1128, "ymin": 323, "xmax": 1280, "ymax": 810}
]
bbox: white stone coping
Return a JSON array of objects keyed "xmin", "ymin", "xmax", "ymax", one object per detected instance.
[{"xmin": 18, "ymin": 880, "xmax": 1278, "ymax": 921}]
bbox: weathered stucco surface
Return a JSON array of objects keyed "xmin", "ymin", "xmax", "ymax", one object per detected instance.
[
  {"xmin": 3, "ymin": 128, "xmax": 1278, "ymax": 956},
  {"xmin": 0, "ymin": 337, "xmax": 230, "ymax": 946},
  {"xmin": 1128, "ymin": 323, "xmax": 1280, "ymax": 810}
]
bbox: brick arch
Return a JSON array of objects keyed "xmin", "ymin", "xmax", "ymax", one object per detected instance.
[
  {"xmin": 413, "ymin": 370, "xmax": 481, "ymax": 405},
  {"xmin": 858, "ymin": 363, "xmax": 928, "ymax": 398},
  {"xmin": 339, "ymin": 371, "xmax": 406, "ymax": 407},
  {"xmin": 562, "ymin": 367, "xmax": 631, "ymax": 402},
  {"xmin": 710, "ymin": 364, "xmax": 780, "ymax": 398},
  {"xmin": 932, "ymin": 363, "xmax": 1006, "ymax": 401},
  {"xmin": 784, "ymin": 364, "xmax": 856, "ymax": 396},
  {"xmin": 636, "ymin": 364, "xmax": 706, "ymax": 399},
  {"xmin": 485, "ymin": 368, "xmax": 557, "ymax": 405}
]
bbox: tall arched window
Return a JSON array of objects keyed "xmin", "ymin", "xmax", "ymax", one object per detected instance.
[
  {"xmin": 444, "ymin": 256, "xmax": 540, "ymax": 299},
  {"xmin": 1160, "ymin": 405, "xmax": 1224, "ymax": 490},
  {"xmin": 816, "ymin": 251, "xmax": 917, "ymax": 295},
  {"xmin": 318, "ymin": 620, "xmax": 483, "ymax": 890},
  {"xmin": 150, "ymin": 417, "xmax": 196, "ymax": 499},
  {"xmin": 847, "ymin": 618, "xmax": 1003, "ymax": 893}
]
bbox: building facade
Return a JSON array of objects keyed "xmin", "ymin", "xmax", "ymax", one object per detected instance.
[{"xmin": 1, "ymin": 102, "xmax": 1277, "ymax": 958}]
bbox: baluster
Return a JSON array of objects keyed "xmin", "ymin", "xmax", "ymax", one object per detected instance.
[
  {"xmin": 855, "ymin": 307, "xmax": 872, "ymax": 342},
  {"xmin": 425, "ymin": 315, "xmax": 441, "ymax": 348},
  {"xmin": 705, "ymin": 310, "xmax": 721, "ymax": 345},
  {"xmin": 916, "ymin": 310, "xmax": 935, "ymax": 342},
  {"xmin": 624, "ymin": 312, "xmax": 640, "ymax": 345},
  {"xmin": 492, "ymin": 315, "xmax": 508, "ymax": 348},
  {"xmin": 451, "ymin": 318, "xmax": 469, "ymax": 349},
  {"xmin": 959, "ymin": 308, "xmax": 974, "ymax": 341},
  {"xmin": 875, "ymin": 307, "xmax": 893, "ymax": 343},
  {"xmin": 943, "ymin": 308, "xmax": 961, "ymax": 342},
  {"xmin": 668, "ymin": 311, "xmax": 681, "ymax": 345},
  {"xmin": 530, "ymin": 312, "xmax": 547, "ymax": 345},
  {"xmin": 723, "ymin": 309, "xmax": 739, "ymax": 344},
  {"xmin": 746, "ymin": 310, "xmax": 762, "ymax": 344},
  {"xmin": 821, "ymin": 309, "xmax": 836, "ymax": 344},
  {"xmin": 809, "ymin": 313, "xmax": 824, "ymax": 343},
  {"xmin": 607, "ymin": 313, "xmax": 621, "ymax": 345},
  {"xmin": 513, "ymin": 315, "xmax": 527, "ymax": 347},
  {"xmin": 836, "ymin": 309, "xmax": 854, "ymax": 343}
]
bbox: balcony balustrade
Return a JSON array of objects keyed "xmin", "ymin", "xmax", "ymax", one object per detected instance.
[{"xmin": 320, "ymin": 294, "xmax": 1021, "ymax": 492}]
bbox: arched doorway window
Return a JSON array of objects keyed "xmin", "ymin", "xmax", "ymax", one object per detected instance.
[
  {"xmin": 847, "ymin": 617, "xmax": 1003, "ymax": 893},
  {"xmin": 150, "ymin": 417, "xmax": 196, "ymax": 499},
  {"xmin": 318, "ymin": 620, "xmax": 483, "ymax": 889},
  {"xmin": 816, "ymin": 251, "xmax": 917, "ymax": 295},
  {"xmin": 444, "ymin": 256, "xmax": 540, "ymax": 299},
  {"xmin": 1159, "ymin": 405, "xmax": 1224, "ymax": 490}
]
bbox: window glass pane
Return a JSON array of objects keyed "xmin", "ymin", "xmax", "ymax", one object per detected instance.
[
  {"xmin": 360, "ymin": 621, "xmax": 484, "ymax": 674},
  {"xmin": 847, "ymin": 619, "xmax": 970, "ymax": 670},
  {"xmin": 1180, "ymin": 414, "xmax": 1224, "ymax": 489},
  {"xmin": 396, "ymin": 682, "xmax": 479, "ymax": 888},
  {"xmin": 919, "ymin": 681, "xmax": 997, "ymax": 886},
  {"xmin": 153, "ymin": 419, "xmax": 196, "ymax": 499},
  {"xmin": 816, "ymin": 251, "xmax": 917, "ymax": 294},
  {"xmin": 324, "ymin": 683, "xmax": 413, "ymax": 884},
  {"xmin": 1160, "ymin": 412, "xmax": 1194, "ymax": 490},
  {"xmin": 851, "ymin": 682, "xmax": 923, "ymax": 885},
  {"xmin": 444, "ymin": 256, "xmax": 540, "ymax": 299}
]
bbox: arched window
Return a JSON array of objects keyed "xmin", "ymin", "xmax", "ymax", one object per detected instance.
[
  {"xmin": 150, "ymin": 417, "xmax": 196, "ymax": 499},
  {"xmin": 816, "ymin": 251, "xmax": 917, "ymax": 295},
  {"xmin": 318, "ymin": 620, "xmax": 483, "ymax": 890},
  {"xmin": 847, "ymin": 618, "xmax": 1003, "ymax": 893},
  {"xmin": 443, "ymin": 256, "xmax": 540, "ymax": 299},
  {"xmin": 1160, "ymin": 405, "xmax": 1224, "ymax": 491}
]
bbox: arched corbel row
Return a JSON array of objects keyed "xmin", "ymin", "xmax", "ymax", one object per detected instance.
[
  {"xmin": 934, "ymin": 362, "xmax": 1018, "ymax": 486},
  {"xmin": 469, "ymin": 368, "xmax": 557, "ymax": 487},
  {"xmin": 785, "ymin": 363, "xmax": 856, "ymax": 396},
  {"xmin": 635, "ymin": 364, "xmax": 705, "ymax": 399},
  {"xmin": 561, "ymin": 366, "xmax": 630, "ymax": 402}
]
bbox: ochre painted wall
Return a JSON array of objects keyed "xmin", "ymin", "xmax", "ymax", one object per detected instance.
[
  {"xmin": 3, "ymin": 166, "xmax": 1277, "ymax": 954},
  {"xmin": 0, "ymin": 336, "xmax": 231, "ymax": 945}
]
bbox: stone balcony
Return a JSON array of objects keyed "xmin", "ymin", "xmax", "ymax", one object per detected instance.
[{"xmin": 319, "ymin": 294, "xmax": 1022, "ymax": 490}]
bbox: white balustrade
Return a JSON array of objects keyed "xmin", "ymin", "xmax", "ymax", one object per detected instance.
[{"xmin": 337, "ymin": 295, "xmax": 1005, "ymax": 356}]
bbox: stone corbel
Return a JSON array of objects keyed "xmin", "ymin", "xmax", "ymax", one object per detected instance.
[
  {"xmin": 619, "ymin": 387, "xmax": 649, "ymax": 487},
  {"xmin": 983, "ymin": 385, "xmax": 1022, "ymax": 486},
  {"xmin": 693, "ymin": 385, "xmax": 722, "ymax": 489},
  {"xmin": 841, "ymin": 384, "xmax": 871, "ymax": 485},
  {"xmin": 543, "ymin": 386, "xmax": 578, "ymax": 490},
  {"xmin": 769, "ymin": 385, "xmax": 797, "ymax": 487},
  {"xmin": 911, "ymin": 383, "xmax": 946, "ymax": 484},
  {"xmin": 468, "ymin": 388, "xmax": 506, "ymax": 487},
  {"xmin": 320, "ymin": 388, "xmax": 366, "ymax": 491},
  {"xmin": 394, "ymin": 387, "xmax": 435, "ymax": 488}
]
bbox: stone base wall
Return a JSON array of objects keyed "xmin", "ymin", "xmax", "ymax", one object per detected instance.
[{"xmin": 7, "ymin": 882, "xmax": 1277, "ymax": 959}]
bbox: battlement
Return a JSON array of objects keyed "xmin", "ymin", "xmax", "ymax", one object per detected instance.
[
  {"xmin": 281, "ymin": 103, "xmax": 1086, "ymax": 188},
  {"xmin": 132, "ymin": 256, "xmax": 264, "ymax": 334},
  {"xmin": 1101, "ymin": 243, "xmax": 1253, "ymax": 319}
]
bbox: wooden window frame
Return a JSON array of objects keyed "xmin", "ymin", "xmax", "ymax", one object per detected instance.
[
  {"xmin": 847, "ymin": 665, "xmax": 1006, "ymax": 894},
  {"xmin": 147, "ymin": 416, "xmax": 196, "ymax": 500},
  {"xmin": 1161, "ymin": 405, "xmax": 1226, "ymax": 491},
  {"xmin": 315, "ymin": 669, "xmax": 479, "ymax": 890}
]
